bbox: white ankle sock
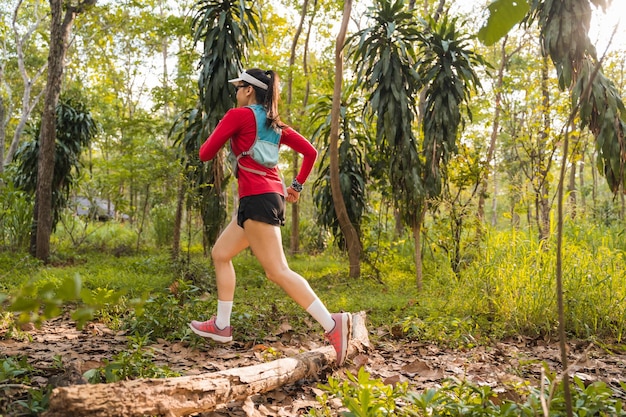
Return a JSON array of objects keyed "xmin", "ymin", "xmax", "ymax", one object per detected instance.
[
  {"xmin": 215, "ymin": 300, "xmax": 233, "ymax": 329},
  {"xmin": 306, "ymin": 298, "xmax": 335, "ymax": 332}
]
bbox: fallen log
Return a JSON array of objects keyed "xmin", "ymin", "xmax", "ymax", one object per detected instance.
[{"xmin": 43, "ymin": 311, "xmax": 369, "ymax": 417}]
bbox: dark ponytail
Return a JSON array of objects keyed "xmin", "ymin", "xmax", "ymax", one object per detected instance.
[{"xmin": 245, "ymin": 68, "xmax": 283, "ymax": 130}]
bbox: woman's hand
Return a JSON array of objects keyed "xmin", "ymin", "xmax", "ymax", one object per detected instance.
[{"xmin": 286, "ymin": 186, "xmax": 300, "ymax": 203}]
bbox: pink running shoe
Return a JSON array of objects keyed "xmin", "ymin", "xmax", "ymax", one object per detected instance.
[
  {"xmin": 189, "ymin": 316, "xmax": 233, "ymax": 343},
  {"xmin": 325, "ymin": 312, "xmax": 351, "ymax": 366}
]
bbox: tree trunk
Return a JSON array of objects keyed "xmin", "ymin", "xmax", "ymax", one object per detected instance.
[
  {"xmin": 591, "ymin": 148, "xmax": 597, "ymax": 213},
  {"xmin": 4, "ymin": 0, "xmax": 48, "ymax": 168},
  {"xmin": 44, "ymin": 312, "xmax": 370, "ymax": 417},
  {"xmin": 286, "ymin": 0, "xmax": 308, "ymax": 255},
  {"xmin": 0, "ymin": 97, "xmax": 5, "ymax": 173},
  {"xmin": 413, "ymin": 213, "xmax": 424, "ymax": 290},
  {"xmin": 568, "ymin": 155, "xmax": 577, "ymax": 219},
  {"xmin": 329, "ymin": 0, "xmax": 360, "ymax": 277},
  {"xmin": 579, "ymin": 149, "xmax": 586, "ymax": 214},
  {"xmin": 171, "ymin": 178, "xmax": 185, "ymax": 261},
  {"xmin": 35, "ymin": 0, "xmax": 78, "ymax": 261},
  {"xmin": 289, "ymin": 153, "xmax": 301, "ymax": 254},
  {"xmin": 478, "ymin": 37, "xmax": 508, "ymax": 222},
  {"xmin": 538, "ymin": 55, "xmax": 551, "ymax": 242},
  {"xmin": 490, "ymin": 170, "xmax": 498, "ymax": 226}
]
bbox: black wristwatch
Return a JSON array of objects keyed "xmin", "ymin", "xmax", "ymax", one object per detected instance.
[{"xmin": 291, "ymin": 179, "xmax": 303, "ymax": 192}]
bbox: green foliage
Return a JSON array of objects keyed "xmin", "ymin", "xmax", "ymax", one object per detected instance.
[
  {"xmin": 417, "ymin": 15, "xmax": 488, "ymax": 200},
  {"xmin": 530, "ymin": 0, "xmax": 593, "ymax": 89},
  {"xmin": 0, "ymin": 355, "xmax": 59, "ymax": 415},
  {"xmin": 172, "ymin": 0, "xmax": 261, "ymax": 249},
  {"xmin": 71, "ymin": 221, "xmax": 137, "ymax": 253},
  {"xmin": 478, "ymin": 0, "xmax": 530, "ymax": 46},
  {"xmin": 124, "ymin": 279, "xmax": 206, "ymax": 342},
  {"xmin": 150, "ymin": 203, "xmax": 175, "ymax": 248},
  {"xmin": 8, "ymin": 97, "xmax": 98, "ymax": 231},
  {"xmin": 3, "ymin": 273, "xmax": 126, "ymax": 329},
  {"xmin": 309, "ymin": 367, "xmax": 411, "ymax": 417},
  {"xmin": 401, "ymin": 315, "xmax": 479, "ymax": 349},
  {"xmin": 192, "ymin": 0, "xmax": 257, "ymax": 119},
  {"xmin": 433, "ymin": 226, "xmax": 626, "ymax": 340},
  {"xmin": 83, "ymin": 334, "xmax": 180, "ymax": 383},
  {"xmin": 3, "ymin": 220, "xmax": 626, "ymax": 345},
  {"xmin": 0, "ymin": 178, "xmax": 33, "ymax": 250},
  {"xmin": 349, "ymin": 0, "xmax": 423, "ymax": 224},
  {"xmin": 310, "ymin": 366, "xmax": 626, "ymax": 417},
  {"xmin": 310, "ymin": 85, "xmax": 369, "ymax": 250},
  {"xmin": 573, "ymin": 59, "xmax": 626, "ymax": 194},
  {"xmin": 349, "ymin": 1, "xmax": 488, "ymax": 230}
]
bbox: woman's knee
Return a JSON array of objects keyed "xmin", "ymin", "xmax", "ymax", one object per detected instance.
[
  {"xmin": 265, "ymin": 266, "xmax": 292, "ymax": 286},
  {"xmin": 212, "ymin": 245, "xmax": 231, "ymax": 264}
]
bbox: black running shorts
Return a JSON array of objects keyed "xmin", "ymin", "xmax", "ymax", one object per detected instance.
[{"xmin": 237, "ymin": 193, "xmax": 285, "ymax": 228}]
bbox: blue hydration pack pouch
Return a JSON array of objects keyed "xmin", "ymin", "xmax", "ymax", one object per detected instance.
[{"xmin": 230, "ymin": 104, "xmax": 281, "ymax": 177}]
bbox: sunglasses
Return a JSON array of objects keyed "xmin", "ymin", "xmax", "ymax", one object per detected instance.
[{"xmin": 234, "ymin": 83, "xmax": 249, "ymax": 92}]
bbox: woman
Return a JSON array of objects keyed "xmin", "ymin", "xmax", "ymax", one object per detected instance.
[{"xmin": 190, "ymin": 68, "xmax": 351, "ymax": 365}]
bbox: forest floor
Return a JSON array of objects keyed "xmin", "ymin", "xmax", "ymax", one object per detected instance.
[{"xmin": 1, "ymin": 316, "xmax": 626, "ymax": 416}]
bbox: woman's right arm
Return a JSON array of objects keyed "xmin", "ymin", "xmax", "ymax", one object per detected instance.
[{"xmin": 199, "ymin": 110, "xmax": 239, "ymax": 162}]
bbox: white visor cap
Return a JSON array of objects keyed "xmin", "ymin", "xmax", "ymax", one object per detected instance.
[{"xmin": 228, "ymin": 71, "xmax": 268, "ymax": 90}]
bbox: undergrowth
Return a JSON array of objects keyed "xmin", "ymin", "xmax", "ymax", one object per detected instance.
[
  {"xmin": 308, "ymin": 367, "xmax": 626, "ymax": 417},
  {"xmin": 2, "ymin": 221, "xmax": 626, "ymax": 415}
]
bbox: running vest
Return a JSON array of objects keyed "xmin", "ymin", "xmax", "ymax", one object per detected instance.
[{"xmin": 230, "ymin": 104, "xmax": 281, "ymax": 177}]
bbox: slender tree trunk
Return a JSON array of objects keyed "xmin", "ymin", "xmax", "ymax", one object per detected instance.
[
  {"xmin": 556, "ymin": 111, "xmax": 576, "ymax": 417},
  {"xmin": 5, "ymin": 0, "xmax": 48, "ymax": 168},
  {"xmin": 568, "ymin": 156, "xmax": 577, "ymax": 219},
  {"xmin": 478, "ymin": 38, "xmax": 508, "ymax": 222},
  {"xmin": 591, "ymin": 148, "xmax": 597, "ymax": 213},
  {"xmin": 412, "ymin": 0, "xmax": 446, "ymax": 288},
  {"xmin": 329, "ymin": 0, "xmax": 360, "ymax": 278},
  {"xmin": 0, "ymin": 97, "xmax": 5, "ymax": 173},
  {"xmin": 159, "ymin": 0, "xmax": 169, "ymax": 125},
  {"xmin": 490, "ymin": 169, "xmax": 498, "ymax": 226},
  {"xmin": 135, "ymin": 184, "xmax": 150, "ymax": 252},
  {"xmin": 619, "ymin": 183, "xmax": 626, "ymax": 220},
  {"xmin": 538, "ymin": 55, "xmax": 551, "ymax": 241},
  {"xmin": 286, "ymin": 0, "xmax": 309, "ymax": 255},
  {"xmin": 579, "ymin": 148, "xmax": 585, "ymax": 214},
  {"xmin": 35, "ymin": 1, "xmax": 78, "ymax": 261},
  {"xmin": 413, "ymin": 213, "xmax": 424, "ymax": 290},
  {"xmin": 171, "ymin": 178, "xmax": 185, "ymax": 261}
]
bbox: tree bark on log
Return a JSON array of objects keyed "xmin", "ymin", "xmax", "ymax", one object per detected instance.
[{"xmin": 44, "ymin": 312, "xmax": 369, "ymax": 417}]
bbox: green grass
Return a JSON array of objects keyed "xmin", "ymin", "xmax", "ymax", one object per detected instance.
[
  {"xmin": 2, "ymin": 220, "xmax": 626, "ymax": 346},
  {"xmin": 1, "ymin": 251, "xmax": 174, "ymax": 296}
]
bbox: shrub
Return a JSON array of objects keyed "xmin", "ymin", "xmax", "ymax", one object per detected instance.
[
  {"xmin": 150, "ymin": 204, "xmax": 175, "ymax": 248},
  {"xmin": 0, "ymin": 180, "xmax": 33, "ymax": 250}
]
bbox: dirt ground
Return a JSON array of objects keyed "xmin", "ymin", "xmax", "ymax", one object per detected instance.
[{"xmin": 1, "ymin": 316, "xmax": 626, "ymax": 416}]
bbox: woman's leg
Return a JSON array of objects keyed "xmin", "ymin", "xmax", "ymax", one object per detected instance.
[
  {"xmin": 244, "ymin": 219, "xmax": 351, "ymax": 365},
  {"xmin": 243, "ymin": 219, "xmax": 317, "ymax": 308},
  {"xmin": 189, "ymin": 217, "xmax": 248, "ymax": 342},
  {"xmin": 211, "ymin": 217, "xmax": 249, "ymax": 302}
]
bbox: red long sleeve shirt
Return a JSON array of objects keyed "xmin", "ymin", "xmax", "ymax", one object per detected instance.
[{"xmin": 199, "ymin": 107, "xmax": 318, "ymax": 198}]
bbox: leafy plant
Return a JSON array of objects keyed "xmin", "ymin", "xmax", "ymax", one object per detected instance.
[
  {"xmin": 3, "ymin": 274, "xmax": 126, "ymax": 329},
  {"xmin": 150, "ymin": 203, "xmax": 175, "ymax": 248},
  {"xmin": 311, "ymin": 365, "xmax": 626, "ymax": 417},
  {"xmin": 0, "ymin": 179, "xmax": 33, "ymax": 250},
  {"xmin": 310, "ymin": 85, "xmax": 370, "ymax": 252},
  {"xmin": 0, "ymin": 356, "xmax": 54, "ymax": 416},
  {"xmin": 401, "ymin": 315, "xmax": 479, "ymax": 349},
  {"xmin": 9, "ymin": 97, "xmax": 97, "ymax": 232},
  {"xmin": 309, "ymin": 367, "xmax": 411, "ymax": 417},
  {"xmin": 123, "ymin": 279, "xmax": 205, "ymax": 342},
  {"xmin": 83, "ymin": 334, "xmax": 180, "ymax": 383}
]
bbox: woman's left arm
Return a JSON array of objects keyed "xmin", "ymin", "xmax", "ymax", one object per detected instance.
[{"xmin": 281, "ymin": 127, "xmax": 318, "ymax": 184}]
